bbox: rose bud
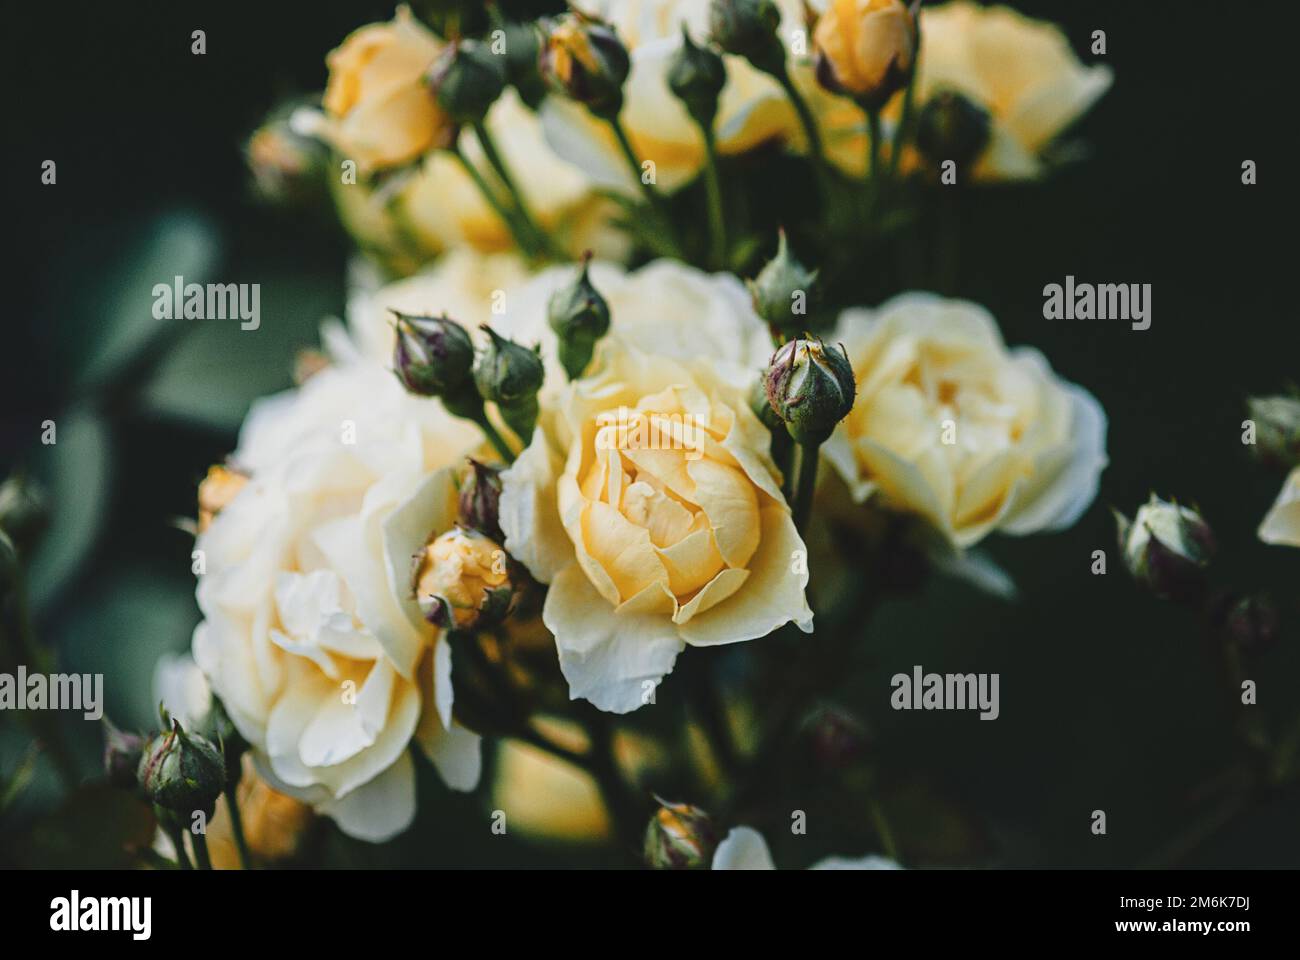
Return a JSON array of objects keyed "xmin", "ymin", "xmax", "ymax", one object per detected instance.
[
  {"xmin": 245, "ymin": 101, "xmax": 329, "ymax": 206},
  {"xmin": 547, "ymin": 251, "xmax": 611, "ymax": 381},
  {"xmin": 1115, "ymin": 495, "xmax": 1216, "ymax": 602},
  {"xmin": 1222, "ymin": 594, "xmax": 1280, "ymax": 654},
  {"xmin": 496, "ymin": 16, "xmax": 548, "ymax": 110},
  {"xmin": 459, "ymin": 458, "xmax": 504, "ymax": 541},
  {"xmin": 804, "ymin": 705, "xmax": 870, "ymax": 770},
  {"xmin": 915, "ymin": 90, "xmax": 993, "ymax": 170},
  {"xmin": 1247, "ymin": 395, "xmax": 1300, "ymax": 469},
  {"xmin": 391, "ymin": 311, "xmax": 477, "ymax": 399},
  {"xmin": 137, "ymin": 716, "xmax": 227, "ymax": 819},
  {"xmin": 474, "ymin": 326, "xmax": 546, "ymax": 443},
  {"xmin": 427, "ymin": 39, "xmax": 508, "ymax": 127},
  {"xmin": 709, "ymin": 0, "xmax": 787, "ymax": 78},
  {"xmin": 0, "ymin": 474, "xmax": 49, "ymax": 556},
  {"xmin": 197, "ymin": 464, "xmax": 248, "ymax": 534},
  {"xmin": 668, "ymin": 24, "xmax": 728, "ymax": 129},
  {"xmin": 765, "ymin": 338, "xmax": 857, "ymax": 445},
  {"xmin": 748, "ymin": 230, "xmax": 819, "ymax": 340},
  {"xmin": 644, "ymin": 798, "xmax": 718, "ymax": 869},
  {"xmin": 413, "ymin": 527, "xmax": 515, "ymax": 632},
  {"xmin": 813, "ymin": 0, "xmax": 920, "ymax": 110},
  {"xmin": 539, "ymin": 11, "xmax": 631, "ymax": 120},
  {"xmin": 102, "ymin": 718, "xmax": 146, "ymax": 790}
]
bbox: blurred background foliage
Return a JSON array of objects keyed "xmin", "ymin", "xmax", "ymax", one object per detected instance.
[{"xmin": 4, "ymin": 0, "xmax": 1298, "ymax": 866}]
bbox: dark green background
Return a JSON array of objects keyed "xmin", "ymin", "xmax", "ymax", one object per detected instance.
[{"xmin": 4, "ymin": 1, "xmax": 1297, "ymax": 867}]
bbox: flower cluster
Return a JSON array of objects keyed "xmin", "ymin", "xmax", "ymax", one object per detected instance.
[{"xmin": 176, "ymin": 0, "xmax": 1120, "ymax": 859}]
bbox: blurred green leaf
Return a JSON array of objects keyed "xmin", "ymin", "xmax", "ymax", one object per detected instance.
[
  {"xmin": 12, "ymin": 782, "xmax": 155, "ymax": 868},
  {"xmin": 75, "ymin": 211, "xmax": 221, "ymax": 394},
  {"xmin": 27, "ymin": 410, "xmax": 111, "ymax": 611},
  {"xmin": 140, "ymin": 270, "xmax": 339, "ymax": 432}
]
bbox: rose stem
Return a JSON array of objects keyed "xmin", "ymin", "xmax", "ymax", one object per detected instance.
[
  {"xmin": 470, "ymin": 123, "xmax": 564, "ymax": 261},
  {"xmin": 224, "ymin": 791, "xmax": 252, "ymax": 870}
]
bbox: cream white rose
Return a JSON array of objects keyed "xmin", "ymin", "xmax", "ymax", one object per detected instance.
[
  {"xmin": 500, "ymin": 340, "xmax": 813, "ymax": 714},
  {"xmin": 823, "ymin": 293, "xmax": 1107, "ymax": 549},
  {"xmin": 193, "ymin": 349, "xmax": 484, "ymax": 842},
  {"xmin": 1259, "ymin": 467, "xmax": 1300, "ymax": 548}
]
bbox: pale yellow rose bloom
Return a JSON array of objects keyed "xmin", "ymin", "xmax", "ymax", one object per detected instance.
[
  {"xmin": 193, "ymin": 348, "xmax": 485, "ymax": 842},
  {"xmin": 328, "ymin": 89, "xmax": 631, "ymax": 267},
  {"xmin": 809, "ymin": 1, "xmax": 1113, "ymax": 180},
  {"xmin": 539, "ymin": 0, "xmax": 799, "ymax": 194},
  {"xmin": 1259, "ymin": 467, "xmax": 1300, "ymax": 548},
  {"xmin": 823, "ymin": 294, "xmax": 1107, "ymax": 549},
  {"xmin": 500, "ymin": 342, "xmax": 813, "ymax": 713},
  {"xmin": 320, "ymin": 6, "xmax": 451, "ymax": 172}
]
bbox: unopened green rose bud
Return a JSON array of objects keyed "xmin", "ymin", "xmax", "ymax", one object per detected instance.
[
  {"xmin": 915, "ymin": 90, "xmax": 992, "ymax": 169},
  {"xmin": 748, "ymin": 230, "xmax": 819, "ymax": 339},
  {"xmin": 459, "ymin": 458, "xmax": 504, "ymax": 541},
  {"xmin": 668, "ymin": 25, "xmax": 727, "ymax": 129},
  {"xmin": 137, "ymin": 716, "xmax": 226, "ymax": 818},
  {"xmin": 1115, "ymin": 495, "xmax": 1216, "ymax": 602},
  {"xmin": 475, "ymin": 326, "xmax": 545, "ymax": 442},
  {"xmin": 102, "ymin": 717, "xmax": 145, "ymax": 790},
  {"xmin": 644, "ymin": 798, "xmax": 718, "ymax": 869},
  {"xmin": 428, "ymin": 39, "xmax": 508, "ymax": 127},
  {"xmin": 709, "ymin": 0, "xmax": 786, "ymax": 78},
  {"xmin": 804, "ymin": 706, "xmax": 871, "ymax": 770},
  {"xmin": 1247, "ymin": 395, "xmax": 1300, "ymax": 469},
  {"xmin": 496, "ymin": 17, "xmax": 547, "ymax": 110},
  {"xmin": 392, "ymin": 311, "xmax": 477, "ymax": 399},
  {"xmin": 245, "ymin": 100, "xmax": 329, "ymax": 206},
  {"xmin": 539, "ymin": 12, "xmax": 631, "ymax": 120},
  {"xmin": 1221, "ymin": 593, "xmax": 1280, "ymax": 654},
  {"xmin": 547, "ymin": 252, "xmax": 611, "ymax": 381},
  {"xmin": 765, "ymin": 338, "xmax": 857, "ymax": 445},
  {"xmin": 0, "ymin": 474, "xmax": 49, "ymax": 556}
]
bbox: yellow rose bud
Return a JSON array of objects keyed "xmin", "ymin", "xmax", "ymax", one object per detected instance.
[
  {"xmin": 321, "ymin": 6, "xmax": 453, "ymax": 171},
  {"xmin": 813, "ymin": 0, "xmax": 918, "ymax": 108},
  {"xmin": 413, "ymin": 527, "xmax": 513, "ymax": 630},
  {"xmin": 197, "ymin": 464, "xmax": 247, "ymax": 533}
]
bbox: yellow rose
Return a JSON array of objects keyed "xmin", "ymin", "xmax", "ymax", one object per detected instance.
[
  {"xmin": 1259, "ymin": 467, "xmax": 1300, "ymax": 548},
  {"xmin": 810, "ymin": 1, "xmax": 1113, "ymax": 180},
  {"xmin": 539, "ymin": 0, "xmax": 797, "ymax": 194},
  {"xmin": 206, "ymin": 755, "xmax": 314, "ymax": 869},
  {"xmin": 914, "ymin": 2, "xmax": 1113, "ymax": 179},
  {"xmin": 413, "ymin": 527, "xmax": 510, "ymax": 629},
  {"xmin": 823, "ymin": 294, "xmax": 1107, "ymax": 549},
  {"xmin": 813, "ymin": 0, "xmax": 918, "ymax": 106},
  {"xmin": 320, "ymin": 6, "xmax": 452, "ymax": 172},
  {"xmin": 329, "ymin": 90, "xmax": 630, "ymax": 266},
  {"xmin": 500, "ymin": 342, "xmax": 812, "ymax": 713}
]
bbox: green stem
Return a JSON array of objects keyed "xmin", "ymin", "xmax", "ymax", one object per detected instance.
[
  {"xmin": 471, "ymin": 123, "xmax": 561, "ymax": 261},
  {"xmin": 777, "ymin": 67, "xmax": 824, "ymax": 169},
  {"xmin": 609, "ymin": 116, "xmax": 660, "ymax": 211},
  {"xmin": 169, "ymin": 826, "xmax": 192, "ymax": 870},
  {"xmin": 473, "ymin": 412, "xmax": 516, "ymax": 464},
  {"xmin": 191, "ymin": 831, "xmax": 213, "ymax": 870},
  {"xmin": 224, "ymin": 791, "xmax": 252, "ymax": 871},
  {"xmin": 864, "ymin": 108, "xmax": 884, "ymax": 223},
  {"xmin": 451, "ymin": 145, "xmax": 541, "ymax": 260},
  {"xmin": 868, "ymin": 796, "xmax": 899, "ymax": 861},
  {"xmin": 793, "ymin": 440, "xmax": 821, "ymax": 531},
  {"xmin": 887, "ymin": 72, "xmax": 917, "ymax": 182},
  {"xmin": 700, "ymin": 125, "xmax": 727, "ymax": 269}
]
